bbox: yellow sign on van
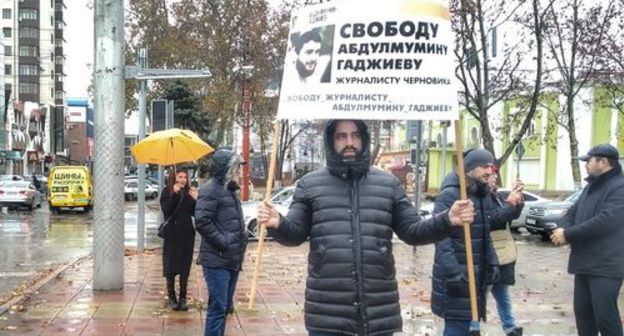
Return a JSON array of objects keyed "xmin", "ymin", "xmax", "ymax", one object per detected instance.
[{"xmin": 48, "ymin": 166, "xmax": 94, "ymax": 213}]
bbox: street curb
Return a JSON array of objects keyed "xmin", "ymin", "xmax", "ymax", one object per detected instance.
[{"xmin": 0, "ymin": 255, "xmax": 91, "ymax": 316}]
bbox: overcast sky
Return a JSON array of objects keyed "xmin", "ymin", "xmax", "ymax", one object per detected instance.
[{"xmin": 64, "ymin": 2, "xmax": 94, "ymax": 99}]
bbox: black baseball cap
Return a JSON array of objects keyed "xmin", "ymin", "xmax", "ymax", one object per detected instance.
[{"xmin": 578, "ymin": 144, "xmax": 620, "ymax": 161}]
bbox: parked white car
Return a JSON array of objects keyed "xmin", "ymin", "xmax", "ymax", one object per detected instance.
[
  {"xmin": 0, "ymin": 181, "xmax": 42, "ymax": 210},
  {"xmin": 497, "ymin": 189, "xmax": 551, "ymax": 229},
  {"xmin": 419, "ymin": 189, "xmax": 550, "ymax": 229},
  {"xmin": 124, "ymin": 179, "xmax": 159, "ymax": 201},
  {"xmin": 242, "ymin": 186, "xmax": 296, "ymax": 239}
]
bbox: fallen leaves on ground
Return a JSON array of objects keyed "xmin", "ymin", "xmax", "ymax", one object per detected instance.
[{"xmin": 0, "ymin": 267, "xmax": 58, "ymax": 307}]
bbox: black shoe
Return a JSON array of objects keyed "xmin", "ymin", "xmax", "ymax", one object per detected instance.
[
  {"xmin": 506, "ymin": 327, "xmax": 523, "ymax": 336},
  {"xmin": 168, "ymin": 295, "xmax": 178, "ymax": 310},
  {"xmin": 177, "ymin": 298, "xmax": 188, "ymax": 311},
  {"xmin": 226, "ymin": 306, "xmax": 234, "ymax": 315}
]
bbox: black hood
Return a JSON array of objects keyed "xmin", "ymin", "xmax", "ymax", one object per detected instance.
[
  {"xmin": 323, "ymin": 120, "xmax": 371, "ymax": 179},
  {"xmin": 208, "ymin": 149, "xmax": 243, "ymax": 185}
]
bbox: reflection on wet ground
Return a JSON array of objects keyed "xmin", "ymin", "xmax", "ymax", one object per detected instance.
[{"xmin": 0, "ymin": 201, "xmax": 162, "ymax": 302}]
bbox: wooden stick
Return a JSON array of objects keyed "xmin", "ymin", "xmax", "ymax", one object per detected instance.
[
  {"xmin": 248, "ymin": 121, "xmax": 282, "ymax": 309},
  {"xmin": 454, "ymin": 121, "xmax": 480, "ymax": 331}
]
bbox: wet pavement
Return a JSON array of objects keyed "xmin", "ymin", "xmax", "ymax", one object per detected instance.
[
  {"xmin": 1, "ymin": 229, "xmax": 623, "ymax": 335},
  {"xmin": 0, "ymin": 201, "xmax": 162, "ymax": 304}
]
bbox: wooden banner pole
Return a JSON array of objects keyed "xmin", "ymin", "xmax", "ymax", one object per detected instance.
[
  {"xmin": 248, "ymin": 121, "xmax": 282, "ymax": 309},
  {"xmin": 454, "ymin": 121, "xmax": 481, "ymax": 334}
]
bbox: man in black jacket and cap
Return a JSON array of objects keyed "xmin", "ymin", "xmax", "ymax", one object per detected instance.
[
  {"xmin": 258, "ymin": 119, "xmax": 475, "ymax": 336},
  {"xmin": 551, "ymin": 144, "xmax": 624, "ymax": 336},
  {"xmin": 431, "ymin": 148, "xmax": 500, "ymax": 335}
]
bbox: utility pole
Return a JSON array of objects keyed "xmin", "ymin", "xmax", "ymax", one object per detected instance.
[
  {"xmin": 93, "ymin": 0, "xmax": 125, "ymax": 290},
  {"xmin": 241, "ymin": 68, "xmax": 253, "ymax": 201},
  {"xmin": 441, "ymin": 120, "xmax": 449, "ymax": 178},
  {"xmin": 412, "ymin": 121, "xmax": 423, "ymax": 212},
  {"xmin": 137, "ymin": 48, "xmax": 147, "ymax": 252}
]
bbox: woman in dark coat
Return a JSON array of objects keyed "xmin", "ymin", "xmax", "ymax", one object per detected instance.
[{"xmin": 160, "ymin": 169, "xmax": 196, "ymax": 311}]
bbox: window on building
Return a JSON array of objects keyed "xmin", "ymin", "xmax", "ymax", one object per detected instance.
[
  {"xmin": 4, "ymin": 45, "xmax": 11, "ymax": 56},
  {"xmin": 18, "ymin": 9, "xmax": 38, "ymax": 20},
  {"xmin": 51, "ymin": 70, "xmax": 54, "ymax": 80},
  {"xmin": 50, "ymin": 15, "xmax": 53, "ymax": 26},
  {"xmin": 55, "ymin": 38, "xmax": 62, "ymax": 48},
  {"xmin": 5, "ymin": 64, "xmax": 11, "ymax": 75},
  {"xmin": 50, "ymin": 52, "xmax": 53, "ymax": 60},
  {"xmin": 470, "ymin": 127, "xmax": 479, "ymax": 147},
  {"xmin": 19, "ymin": 64, "xmax": 39, "ymax": 76},
  {"xmin": 5, "ymin": 83, "xmax": 12, "ymax": 94},
  {"xmin": 55, "ymin": 90, "xmax": 64, "ymax": 100},
  {"xmin": 51, "ymin": 88, "xmax": 54, "ymax": 98},
  {"xmin": 18, "ymin": 45, "xmax": 38, "ymax": 57},
  {"xmin": 55, "ymin": 21, "xmax": 64, "ymax": 29},
  {"xmin": 527, "ymin": 121, "xmax": 536, "ymax": 137},
  {"xmin": 19, "ymin": 83, "xmax": 38, "ymax": 95},
  {"xmin": 55, "ymin": 56, "xmax": 63, "ymax": 65},
  {"xmin": 2, "ymin": 27, "xmax": 11, "ymax": 38},
  {"xmin": 2, "ymin": 9, "xmax": 11, "ymax": 19},
  {"xmin": 19, "ymin": 27, "xmax": 38, "ymax": 39},
  {"xmin": 55, "ymin": 74, "xmax": 63, "ymax": 82}
]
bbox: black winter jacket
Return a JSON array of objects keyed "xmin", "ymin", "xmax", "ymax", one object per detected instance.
[
  {"xmin": 269, "ymin": 120, "xmax": 454, "ymax": 336},
  {"xmin": 431, "ymin": 172, "xmax": 499, "ymax": 321},
  {"xmin": 561, "ymin": 166, "xmax": 624, "ymax": 278},
  {"xmin": 195, "ymin": 149, "xmax": 247, "ymax": 271}
]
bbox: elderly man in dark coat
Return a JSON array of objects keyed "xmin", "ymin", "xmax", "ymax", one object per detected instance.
[
  {"xmin": 431, "ymin": 148, "xmax": 500, "ymax": 335},
  {"xmin": 257, "ymin": 119, "xmax": 475, "ymax": 336},
  {"xmin": 551, "ymin": 144, "xmax": 624, "ymax": 336}
]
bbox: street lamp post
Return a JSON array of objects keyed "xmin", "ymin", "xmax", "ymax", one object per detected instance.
[{"xmin": 239, "ymin": 66, "xmax": 254, "ymax": 201}]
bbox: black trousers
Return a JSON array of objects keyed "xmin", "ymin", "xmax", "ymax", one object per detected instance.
[{"xmin": 574, "ymin": 274, "xmax": 623, "ymax": 336}]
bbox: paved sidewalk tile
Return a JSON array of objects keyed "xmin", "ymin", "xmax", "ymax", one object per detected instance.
[{"xmin": 1, "ymin": 240, "xmax": 624, "ymax": 335}]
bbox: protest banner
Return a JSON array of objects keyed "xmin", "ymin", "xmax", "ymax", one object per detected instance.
[
  {"xmin": 254, "ymin": 3, "xmax": 481, "ymax": 331},
  {"xmin": 277, "ymin": 0, "xmax": 459, "ymax": 121}
]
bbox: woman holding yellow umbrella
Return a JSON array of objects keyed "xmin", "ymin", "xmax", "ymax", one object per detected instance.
[
  {"xmin": 131, "ymin": 128, "xmax": 214, "ymax": 311},
  {"xmin": 160, "ymin": 168, "xmax": 196, "ymax": 310}
]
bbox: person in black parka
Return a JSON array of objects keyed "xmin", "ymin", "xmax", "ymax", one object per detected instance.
[
  {"xmin": 431, "ymin": 148, "xmax": 500, "ymax": 336},
  {"xmin": 195, "ymin": 149, "xmax": 247, "ymax": 336},
  {"xmin": 551, "ymin": 144, "xmax": 624, "ymax": 336},
  {"xmin": 257, "ymin": 120, "xmax": 476, "ymax": 336},
  {"xmin": 160, "ymin": 169, "xmax": 197, "ymax": 311}
]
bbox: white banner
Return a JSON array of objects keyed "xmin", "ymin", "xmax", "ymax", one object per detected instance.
[{"xmin": 277, "ymin": 0, "xmax": 459, "ymax": 121}]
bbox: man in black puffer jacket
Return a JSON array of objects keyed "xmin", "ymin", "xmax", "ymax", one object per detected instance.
[
  {"xmin": 431, "ymin": 148, "xmax": 500, "ymax": 335},
  {"xmin": 195, "ymin": 149, "xmax": 247, "ymax": 336},
  {"xmin": 551, "ymin": 144, "xmax": 624, "ymax": 336},
  {"xmin": 257, "ymin": 120, "xmax": 475, "ymax": 336}
]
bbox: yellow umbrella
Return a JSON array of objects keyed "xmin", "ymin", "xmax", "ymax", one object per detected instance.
[{"xmin": 131, "ymin": 128, "xmax": 214, "ymax": 165}]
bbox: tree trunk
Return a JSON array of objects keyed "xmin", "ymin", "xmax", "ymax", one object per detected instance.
[
  {"xmin": 370, "ymin": 121, "xmax": 382, "ymax": 165},
  {"xmin": 566, "ymin": 95, "xmax": 582, "ymax": 188},
  {"xmin": 481, "ymin": 124, "xmax": 497, "ymax": 164}
]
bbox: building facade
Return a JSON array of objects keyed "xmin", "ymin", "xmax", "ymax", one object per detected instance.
[{"xmin": 0, "ymin": 0, "xmax": 65, "ymax": 175}]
